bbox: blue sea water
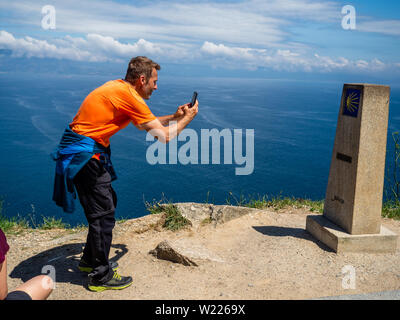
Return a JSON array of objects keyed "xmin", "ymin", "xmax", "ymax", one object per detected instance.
[{"xmin": 0, "ymin": 73, "xmax": 399, "ymax": 227}]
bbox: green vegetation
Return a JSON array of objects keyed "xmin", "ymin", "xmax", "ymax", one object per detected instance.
[
  {"xmin": 382, "ymin": 201, "xmax": 400, "ymax": 219},
  {"xmin": 162, "ymin": 204, "xmax": 192, "ymax": 231},
  {"xmin": 0, "ymin": 213, "xmax": 72, "ymax": 235},
  {"xmin": 145, "ymin": 185, "xmax": 400, "ymax": 233},
  {"xmin": 244, "ymin": 194, "xmax": 324, "ymax": 213},
  {"xmin": 3, "ymin": 129, "xmax": 400, "ymax": 235},
  {"xmin": 4, "ymin": 136, "xmax": 400, "ymax": 237},
  {"xmin": 145, "ymin": 198, "xmax": 191, "ymax": 231},
  {"xmin": 0, "ymin": 200, "xmax": 28, "ymax": 234},
  {"xmin": 201, "ymin": 217, "xmax": 213, "ymax": 225},
  {"xmin": 145, "ymin": 192, "xmax": 326, "ymax": 232},
  {"xmin": 39, "ymin": 216, "xmax": 70, "ymax": 230},
  {"xmin": 382, "ymin": 131, "xmax": 400, "ymax": 220},
  {"xmin": 225, "ymin": 191, "xmax": 324, "ymax": 213},
  {"xmin": 0, "ymin": 214, "xmax": 29, "ymax": 235},
  {"xmin": 0, "ymin": 201, "xmax": 117, "ymax": 235}
]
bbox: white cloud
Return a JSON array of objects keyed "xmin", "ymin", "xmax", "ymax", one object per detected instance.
[
  {"xmin": 1, "ymin": 0, "xmax": 398, "ymax": 73},
  {"xmin": 357, "ymin": 20, "xmax": 400, "ymax": 36},
  {"xmin": 0, "ymin": 0, "xmax": 340, "ymax": 47},
  {"xmin": 370, "ymin": 58, "xmax": 386, "ymax": 70},
  {"xmin": 313, "ymin": 54, "xmax": 350, "ymax": 71},
  {"xmin": 85, "ymin": 34, "xmax": 163, "ymax": 58},
  {"xmin": 0, "ymin": 31, "xmax": 165, "ymax": 62},
  {"xmin": 201, "ymin": 41, "xmax": 265, "ymax": 60},
  {"xmin": 247, "ymin": 0, "xmax": 341, "ymax": 22},
  {"xmin": 0, "ymin": 30, "xmax": 96, "ymax": 61},
  {"xmin": 277, "ymin": 50, "xmax": 300, "ymax": 57},
  {"xmin": 0, "ymin": 31, "xmax": 394, "ymax": 74},
  {"xmin": 355, "ymin": 60, "xmax": 369, "ymax": 69},
  {"xmin": 354, "ymin": 58, "xmax": 386, "ymax": 71},
  {"xmin": 201, "ymin": 41, "xmax": 390, "ymax": 73}
]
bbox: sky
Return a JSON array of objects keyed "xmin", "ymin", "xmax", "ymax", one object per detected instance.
[{"xmin": 0, "ymin": 0, "xmax": 399, "ymax": 80}]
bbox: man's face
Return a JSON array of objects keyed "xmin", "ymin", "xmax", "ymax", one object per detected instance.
[{"xmin": 140, "ymin": 68, "xmax": 158, "ymax": 100}]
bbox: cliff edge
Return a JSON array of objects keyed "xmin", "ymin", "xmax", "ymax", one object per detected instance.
[{"xmin": 5, "ymin": 203, "xmax": 400, "ymax": 300}]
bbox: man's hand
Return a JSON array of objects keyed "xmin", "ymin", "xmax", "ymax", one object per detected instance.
[
  {"xmin": 182, "ymin": 99, "xmax": 199, "ymax": 120},
  {"xmin": 137, "ymin": 100, "xmax": 199, "ymax": 143},
  {"xmin": 174, "ymin": 103, "xmax": 189, "ymax": 119}
]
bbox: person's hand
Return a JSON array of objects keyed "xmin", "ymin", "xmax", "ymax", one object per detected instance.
[
  {"xmin": 174, "ymin": 103, "xmax": 190, "ymax": 119},
  {"xmin": 183, "ymin": 99, "xmax": 198, "ymax": 120}
]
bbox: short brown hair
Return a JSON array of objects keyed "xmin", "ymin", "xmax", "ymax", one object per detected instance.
[{"xmin": 125, "ymin": 56, "xmax": 160, "ymax": 83}]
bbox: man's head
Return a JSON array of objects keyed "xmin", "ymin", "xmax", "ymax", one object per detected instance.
[{"xmin": 125, "ymin": 56, "xmax": 160, "ymax": 99}]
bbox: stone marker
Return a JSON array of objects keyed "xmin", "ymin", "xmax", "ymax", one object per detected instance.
[{"xmin": 306, "ymin": 84, "xmax": 398, "ymax": 253}]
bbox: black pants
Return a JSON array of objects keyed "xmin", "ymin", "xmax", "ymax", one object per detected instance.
[{"xmin": 73, "ymin": 158, "xmax": 117, "ymax": 283}]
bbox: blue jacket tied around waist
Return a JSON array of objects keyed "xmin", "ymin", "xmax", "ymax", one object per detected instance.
[{"xmin": 52, "ymin": 127, "xmax": 117, "ymax": 213}]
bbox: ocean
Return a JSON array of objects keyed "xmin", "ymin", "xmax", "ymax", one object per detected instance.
[{"xmin": 0, "ymin": 72, "xmax": 399, "ymax": 227}]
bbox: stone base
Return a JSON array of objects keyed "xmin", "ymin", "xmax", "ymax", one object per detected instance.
[{"xmin": 306, "ymin": 215, "xmax": 398, "ymax": 253}]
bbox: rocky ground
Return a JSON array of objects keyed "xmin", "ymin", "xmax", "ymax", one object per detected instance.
[{"xmin": 4, "ymin": 204, "xmax": 400, "ymax": 300}]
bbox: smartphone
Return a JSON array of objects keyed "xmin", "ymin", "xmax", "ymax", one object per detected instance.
[{"xmin": 190, "ymin": 91, "xmax": 198, "ymax": 108}]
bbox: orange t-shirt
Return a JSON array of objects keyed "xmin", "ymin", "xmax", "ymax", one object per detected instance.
[{"xmin": 69, "ymin": 79, "xmax": 156, "ymax": 147}]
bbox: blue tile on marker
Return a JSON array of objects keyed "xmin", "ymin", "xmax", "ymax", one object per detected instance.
[{"xmin": 342, "ymin": 88, "xmax": 361, "ymax": 118}]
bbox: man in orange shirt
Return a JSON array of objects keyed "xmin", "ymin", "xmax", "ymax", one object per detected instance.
[{"xmin": 54, "ymin": 56, "xmax": 198, "ymax": 292}]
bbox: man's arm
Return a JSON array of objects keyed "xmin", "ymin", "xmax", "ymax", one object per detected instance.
[
  {"xmin": 157, "ymin": 104, "xmax": 187, "ymax": 126},
  {"xmin": 135, "ymin": 101, "xmax": 198, "ymax": 143},
  {"xmin": 157, "ymin": 114, "xmax": 181, "ymax": 126}
]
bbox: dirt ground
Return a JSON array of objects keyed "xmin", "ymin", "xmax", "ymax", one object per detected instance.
[{"xmin": 4, "ymin": 207, "xmax": 400, "ymax": 300}]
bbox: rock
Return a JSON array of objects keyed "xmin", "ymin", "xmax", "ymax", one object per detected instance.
[
  {"xmin": 149, "ymin": 240, "xmax": 198, "ymax": 266},
  {"xmin": 164, "ymin": 203, "xmax": 213, "ymax": 228},
  {"xmin": 167, "ymin": 202, "xmax": 260, "ymax": 228},
  {"xmin": 210, "ymin": 205, "xmax": 259, "ymax": 224},
  {"xmin": 149, "ymin": 239, "xmax": 225, "ymax": 266}
]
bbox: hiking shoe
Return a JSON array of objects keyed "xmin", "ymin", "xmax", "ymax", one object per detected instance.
[
  {"xmin": 88, "ymin": 270, "xmax": 133, "ymax": 292},
  {"xmin": 78, "ymin": 259, "xmax": 118, "ymax": 273}
]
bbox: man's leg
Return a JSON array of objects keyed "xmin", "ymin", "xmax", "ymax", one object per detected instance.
[
  {"xmin": 101, "ymin": 209, "xmax": 116, "ymax": 266},
  {"xmin": 74, "ymin": 159, "xmax": 131, "ymax": 291},
  {"xmin": 74, "ymin": 160, "xmax": 115, "ymax": 279},
  {"xmin": 85, "ymin": 212, "xmax": 114, "ymax": 283},
  {"xmin": 73, "ymin": 159, "xmax": 102, "ymax": 268},
  {"xmin": 80, "ymin": 190, "xmax": 117, "ymax": 272}
]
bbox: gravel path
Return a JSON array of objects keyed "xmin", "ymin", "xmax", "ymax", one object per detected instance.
[{"xmin": 5, "ymin": 207, "xmax": 400, "ymax": 300}]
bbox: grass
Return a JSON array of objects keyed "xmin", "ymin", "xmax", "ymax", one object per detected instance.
[
  {"xmin": 145, "ymin": 197, "xmax": 192, "ymax": 231},
  {"xmin": 225, "ymin": 191, "xmax": 325, "ymax": 213},
  {"xmin": 0, "ymin": 214, "xmax": 30, "ymax": 235},
  {"xmin": 145, "ymin": 192, "xmax": 326, "ymax": 232},
  {"xmin": 145, "ymin": 191, "xmax": 400, "ymax": 233},
  {"xmin": 247, "ymin": 195, "xmax": 324, "ymax": 213},
  {"xmin": 1, "ymin": 190, "xmax": 399, "ymax": 235},
  {"xmin": 0, "ymin": 200, "xmax": 119, "ymax": 235},
  {"xmin": 39, "ymin": 216, "xmax": 70, "ymax": 230},
  {"xmin": 162, "ymin": 204, "xmax": 192, "ymax": 231},
  {"xmin": 242, "ymin": 193, "xmax": 399, "ymax": 220},
  {"xmin": 0, "ymin": 213, "xmax": 75, "ymax": 235},
  {"xmin": 382, "ymin": 200, "xmax": 400, "ymax": 220}
]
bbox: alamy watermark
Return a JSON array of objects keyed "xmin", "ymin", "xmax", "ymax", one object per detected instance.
[
  {"xmin": 40, "ymin": 4, "xmax": 356, "ymax": 31},
  {"xmin": 341, "ymin": 265, "xmax": 356, "ymax": 289},
  {"xmin": 341, "ymin": 5, "xmax": 356, "ymax": 30},
  {"xmin": 41, "ymin": 265, "xmax": 56, "ymax": 289},
  {"xmin": 146, "ymin": 125, "xmax": 255, "ymax": 175},
  {"xmin": 41, "ymin": 5, "xmax": 56, "ymax": 30}
]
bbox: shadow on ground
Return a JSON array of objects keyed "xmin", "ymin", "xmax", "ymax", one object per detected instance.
[
  {"xmin": 252, "ymin": 225, "xmax": 334, "ymax": 252},
  {"xmin": 9, "ymin": 243, "xmax": 128, "ymax": 287}
]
